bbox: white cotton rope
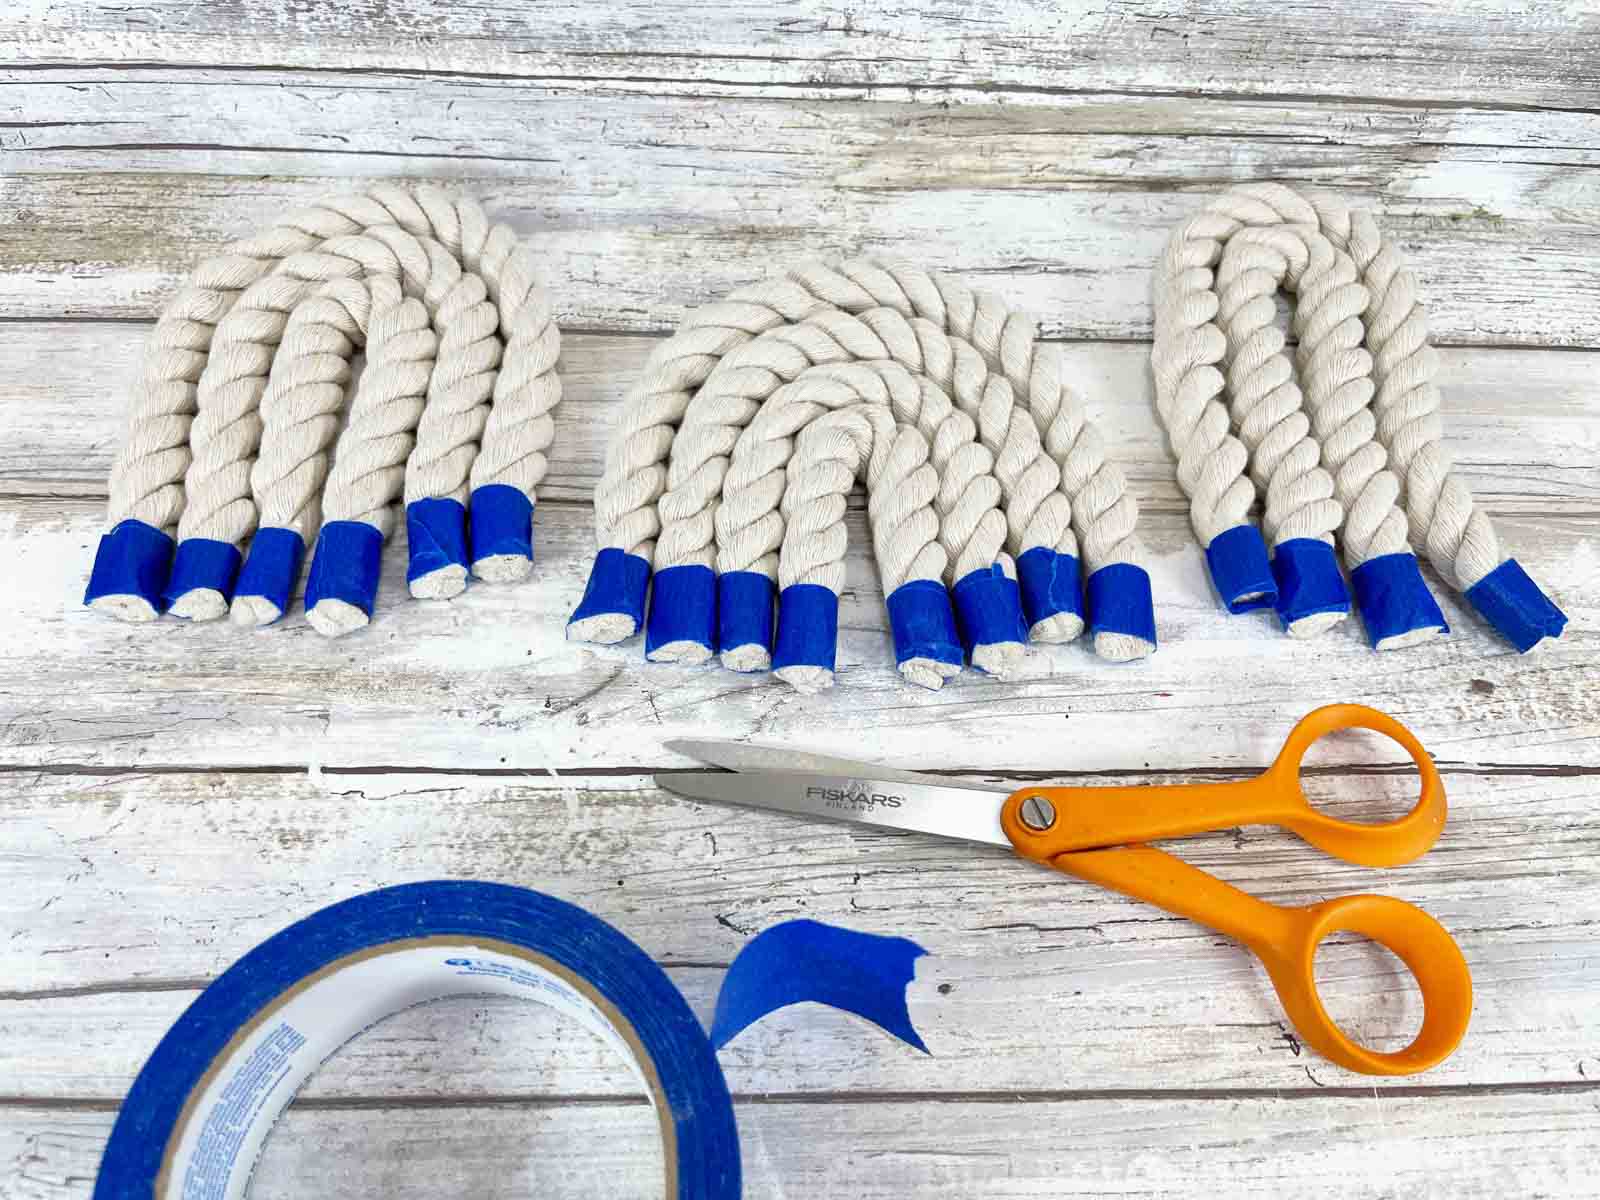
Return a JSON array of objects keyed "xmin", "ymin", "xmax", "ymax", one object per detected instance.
[
  {"xmin": 656, "ymin": 303, "xmax": 1070, "ymax": 634},
  {"xmin": 89, "ymin": 183, "xmax": 563, "ymax": 630},
  {"xmin": 715, "ymin": 361, "xmax": 1018, "ymax": 685},
  {"xmin": 575, "ymin": 257, "xmax": 1150, "ymax": 668},
  {"xmin": 93, "ymin": 188, "xmax": 438, "ymax": 622},
  {"xmin": 1311, "ymin": 201, "xmax": 1499, "ymax": 594},
  {"xmin": 1154, "ymin": 184, "xmax": 1440, "ymax": 649},
  {"xmin": 173, "ymin": 228, "xmax": 449, "ymax": 620},
  {"xmin": 1154, "ymin": 181, "xmax": 1564, "ymax": 653},
  {"xmin": 228, "ymin": 275, "xmax": 373, "ymax": 626},
  {"xmin": 303, "ymin": 279, "xmax": 438, "ymax": 637},
  {"xmin": 772, "ymin": 406, "xmax": 948, "ymax": 693}
]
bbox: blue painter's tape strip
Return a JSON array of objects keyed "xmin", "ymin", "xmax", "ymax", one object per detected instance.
[
  {"xmin": 91, "ymin": 882, "xmax": 742, "ymax": 1199},
  {"xmin": 646, "ymin": 564, "xmax": 718, "ymax": 657},
  {"xmin": 405, "ymin": 497, "xmax": 469, "ymax": 586},
  {"xmin": 232, "ymin": 527, "xmax": 306, "ymax": 622},
  {"xmin": 885, "ymin": 579, "xmax": 962, "ymax": 668},
  {"xmin": 772, "ymin": 583, "xmax": 838, "ymax": 672},
  {"xmin": 83, "ymin": 519, "xmax": 175, "ymax": 613},
  {"xmin": 1271, "ymin": 537, "xmax": 1351, "ymax": 629},
  {"xmin": 1015, "ymin": 547, "xmax": 1084, "ymax": 631},
  {"xmin": 303, "ymin": 520, "xmax": 384, "ymax": 618},
  {"xmin": 711, "ymin": 920, "xmax": 929, "ymax": 1054},
  {"xmin": 952, "ymin": 564, "xmax": 1028, "ymax": 663},
  {"xmin": 163, "ymin": 538, "xmax": 243, "ymax": 611},
  {"xmin": 1205, "ymin": 524, "xmax": 1277, "ymax": 614},
  {"xmin": 468, "ymin": 484, "xmax": 535, "ymax": 571},
  {"xmin": 1464, "ymin": 558, "xmax": 1568, "ymax": 653},
  {"xmin": 717, "ymin": 571, "xmax": 775, "ymax": 664},
  {"xmin": 568, "ymin": 548, "xmax": 651, "ymax": 638},
  {"xmin": 1086, "ymin": 563, "xmax": 1157, "ymax": 648},
  {"xmin": 1350, "ymin": 552, "xmax": 1449, "ymax": 648}
]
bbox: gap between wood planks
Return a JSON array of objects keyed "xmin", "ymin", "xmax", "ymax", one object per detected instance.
[
  {"xmin": 5, "ymin": 62, "xmax": 1600, "ymax": 120},
  {"xmin": 3, "ymin": 762, "xmax": 1598, "ymax": 780},
  {"xmin": 4, "ymin": 1080, "xmax": 1600, "ymax": 1113}
]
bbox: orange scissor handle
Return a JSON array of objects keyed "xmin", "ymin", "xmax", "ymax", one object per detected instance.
[
  {"xmin": 1047, "ymin": 845, "xmax": 1474, "ymax": 1076},
  {"xmin": 1001, "ymin": 704, "xmax": 1446, "ymax": 868}
]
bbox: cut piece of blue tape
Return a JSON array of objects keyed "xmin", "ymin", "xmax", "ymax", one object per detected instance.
[
  {"xmin": 885, "ymin": 579, "xmax": 963, "ymax": 668},
  {"xmin": 468, "ymin": 484, "xmax": 535, "ymax": 571},
  {"xmin": 91, "ymin": 882, "xmax": 741, "ymax": 1199},
  {"xmin": 646, "ymin": 564, "xmax": 718, "ymax": 658},
  {"xmin": 1350, "ymin": 552, "xmax": 1449, "ymax": 649},
  {"xmin": 952, "ymin": 564, "xmax": 1028, "ymax": 663},
  {"xmin": 772, "ymin": 583, "xmax": 839, "ymax": 672},
  {"xmin": 711, "ymin": 920, "xmax": 929, "ymax": 1054},
  {"xmin": 1205, "ymin": 524, "xmax": 1277, "ymax": 614},
  {"xmin": 1086, "ymin": 562, "xmax": 1157, "ymax": 648},
  {"xmin": 1015, "ymin": 547, "xmax": 1084, "ymax": 632},
  {"xmin": 1464, "ymin": 558, "xmax": 1568, "ymax": 653},
  {"xmin": 163, "ymin": 538, "xmax": 243, "ymax": 612},
  {"xmin": 1271, "ymin": 537, "xmax": 1351, "ymax": 629},
  {"xmin": 83, "ymin": 519, "xmax": 175, "ymax": 614},
  {"xmin": 232, "ymin": 527, "xmax": 307, "ymax": 622},
  {"xmin": 304, "ymin": 520, "xmax": 384, "ymax": 618},
  {"xmin": 405, "ymin": 497, "xmax": 469, "ymax": 587},
  {"xmin": 569, "ymin": 548, "xmax": 652, "ymax": 638},
  {"xmin": 717, "ymin": 571, "xmax": 775, "ymax": 664}
]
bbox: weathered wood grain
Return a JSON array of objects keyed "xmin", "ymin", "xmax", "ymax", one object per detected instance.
[
  {"xmin": 5, "ymin": 0, "xmax": 1599, "ymax": 111},
  {"xmin": 3, "ymin": 767, "xmax": 1597, "ymax": 1092},
  {"xmin": 5, "ymin": 1089, "xmax": 1597, "ymax": 1200},
  {"xmin": 5, "ymin": 7, "xmax": 1599, "ymax": 1193},
  {"xmin": 4, "ymin": 77, "xmax": 1600, "ymax": 342},
  {"xmin": 3, "ymin": 323, "xmax": 1596, "ymax": 514},
  {"xmin": 2, "ymin": 499, "xmax": 1594, "ymax": 772}
]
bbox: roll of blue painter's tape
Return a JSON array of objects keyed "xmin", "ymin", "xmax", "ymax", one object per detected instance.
[{"xmin": 93, "ymin": 881, "xmax": 740, "ymax": 1199}]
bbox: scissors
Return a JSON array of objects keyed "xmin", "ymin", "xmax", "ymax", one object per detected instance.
[{"xmin": 660, "ymin": 703, "xmax": 1472, "ymax": 1076}]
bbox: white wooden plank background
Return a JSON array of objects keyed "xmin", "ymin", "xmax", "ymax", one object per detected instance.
[{"xmin": 3, "ymin": 3, "xmax": 1599, "ymax": 1197}]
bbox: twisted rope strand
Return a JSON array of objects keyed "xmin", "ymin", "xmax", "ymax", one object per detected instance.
[
  {"xmin": 1210, "ymin": 225, "xmax": 1347, "ymax": 637},
  {"xmin": 774, "ymin": 406, "xmax": 946, "ymax": 693},
  {"xmin": 797, "ymin": 259, "xmax": 1147, "ymax": 654},
  {"xmin": 1313, "ymin": 203, "xmax": 1501, "ymax": 591},
  {"xmin": 714, "ymin": 361, "xmax": 1015, "ymax": 680},
  {"xmin": 575, "ymin": 257, "xmax": 1146, "ymax": 664},
  {"xmin": 228, "ymin": 277, "xmax": 371, "ymax": 627},
  {"xmin": 303, "ymin": 278, "xmax": 438, "ymax": 638},
  {"xmin": 657, "ymin": 300, "xmax": 1071, "ymax": 636}
]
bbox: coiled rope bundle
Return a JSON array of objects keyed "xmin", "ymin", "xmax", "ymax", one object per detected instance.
[
  {"xmin": 83, "ymin": 185, "xmax": 562, "ymax": 636},
  {"xmin": 569, "ymin": 259, "xmax": 1157, "ymax": 691},
  {"xmin": 1153, "ymin": 183, "xmax": 1566, "ymax": 653}
]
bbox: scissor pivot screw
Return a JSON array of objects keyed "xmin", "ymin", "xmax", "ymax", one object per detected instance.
[{"xmin": 1018, "ymin": 795, "xmax": 1057, "ymax": 832}]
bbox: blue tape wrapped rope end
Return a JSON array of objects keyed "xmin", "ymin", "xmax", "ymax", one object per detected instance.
[
  {"xmin": 1086, "ymin": 562, "xmax": 1157, "ymax": 658},
  {"xmin": 952, "ymin": 564, "xmax": 1028, "ymax": 673},
  {"xmin": 885, "ymin": 579, "xmax": 963, "ymax": 670},
  {"xmin": 232, "ymin": 527, "xmax": 307, "ymax": 625},
  {"xmin": 163, "ymin": 537, "xmax": 244, "ymax": 617},
  {"xmin": 718, "ymin": 571, "xmax": 776, "ymax": 670},
  {"xmin": 1464, "ymin": 558, "xmax": 1567, "ymax": 653},
  {"xmin": 568, "ymin": 548, "xmax": 651, "ymax": 643},
  {"xmin": 83, "ymin": 519, "xmax": 175, "ymax": 619},
  {"xmin": 304, "ymin": 520, "xmax": 385, "ymax": 631},
  {"xmin": 405, "ymin": 497, "xmax": 469, "ymax": 597},
  {"xmin": 1206, "ymin": 524, "xmax": 1277, "ymax": 614},
  {"xmin": 772, "ymin": 583, "xmax": 839, "ymax": 677},
  {"xmin": 1350, "ymin": 552, "xmax": 1448, "ymax": 651},
  {"xmin": 1015, "ymin": 547, "xmax": 1084, "ymax": 640},
  {"xmin": 711, "ymin": 919, "xmax": 930, "ymax": 1055},
  {"xmin": 469, "ymin": 484, "xmax": 535, "ymax": 580},
  {"xmin": 1271, "ymin": 537, "xmax": 1350, "ymax": 635},
  {"xmin": 646, "ymin": 564, "xmax": 718, "ymax": 663}
]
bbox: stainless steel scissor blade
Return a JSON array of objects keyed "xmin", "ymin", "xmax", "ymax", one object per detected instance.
[{"xmin": 657, "ymin": 738, "xmax": 1010, "ymax": 846}]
